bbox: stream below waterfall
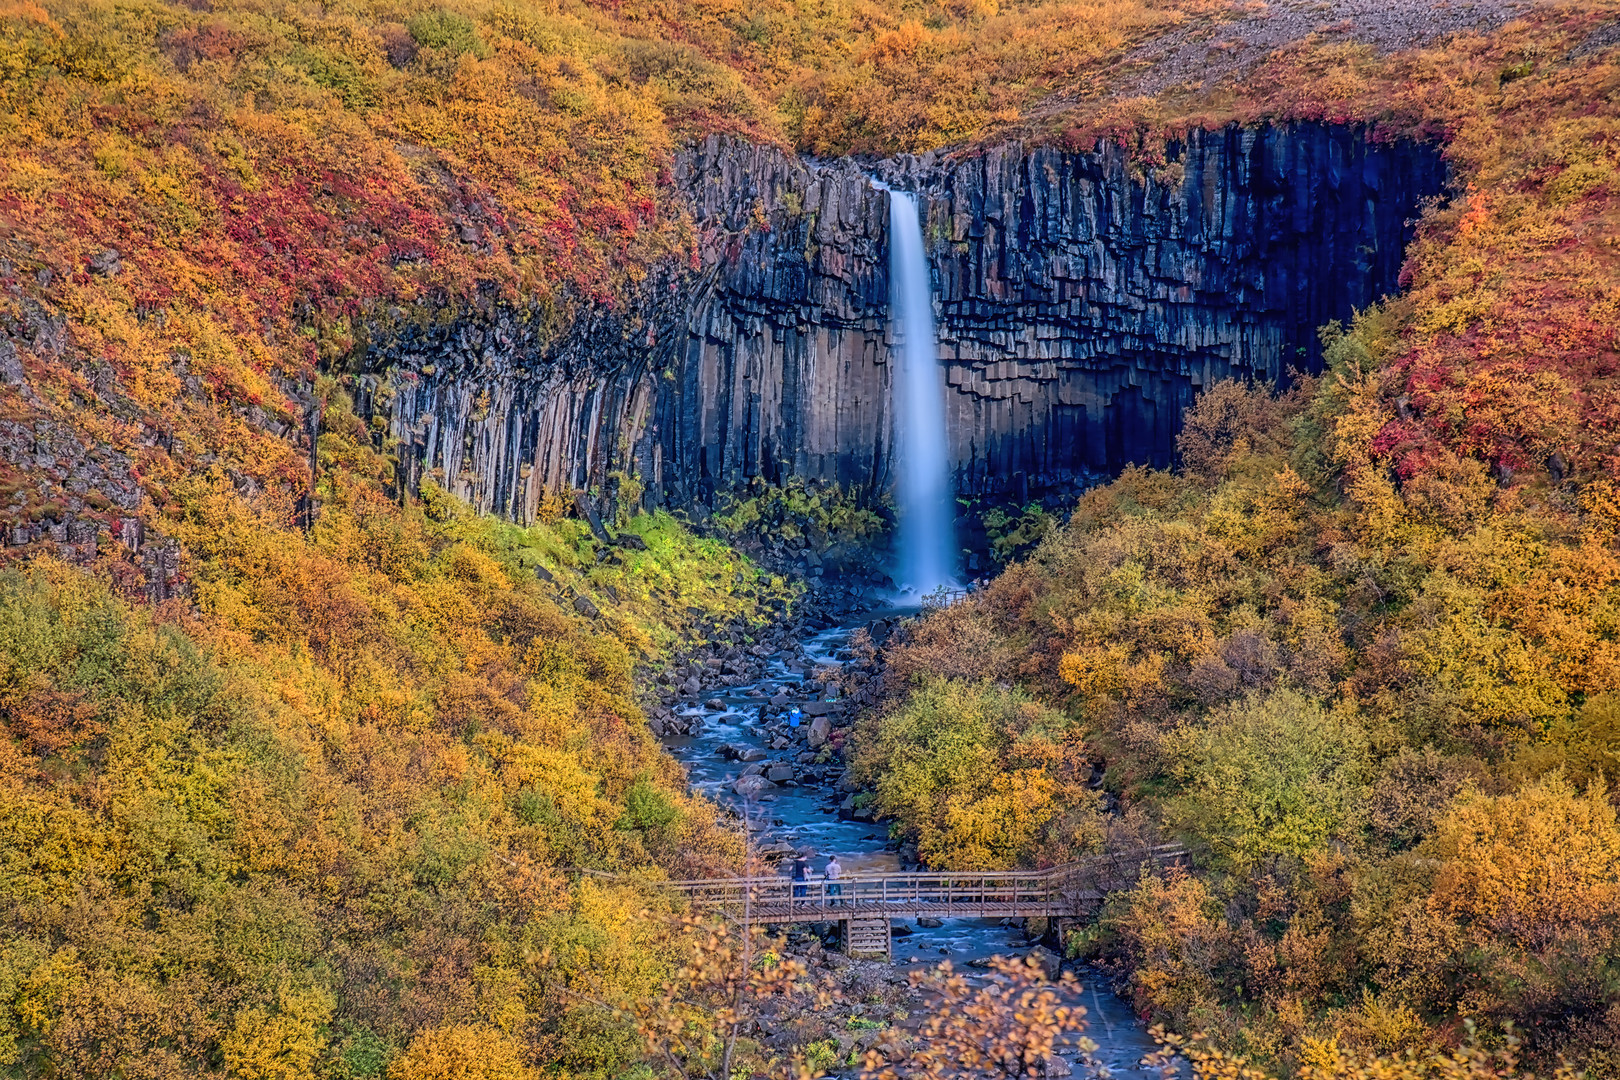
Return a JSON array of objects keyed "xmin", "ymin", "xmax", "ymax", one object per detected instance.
[{"xmin": 657, "ymin": 614, "xmax": 1164, "ymax": 1078}]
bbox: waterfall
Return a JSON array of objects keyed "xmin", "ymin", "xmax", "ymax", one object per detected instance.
[{"xmin": 886, "ymin": 189, "xmax": 956, "ymax": 594}]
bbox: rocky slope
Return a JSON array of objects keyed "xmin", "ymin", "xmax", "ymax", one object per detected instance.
[{"xmin": 362, "ymin": 122, "xmax": 1445, "ymax": 522}]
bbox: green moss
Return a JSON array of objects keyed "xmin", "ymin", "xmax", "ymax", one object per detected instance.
[{"xmin": 711, "ymin": 477, "xmax": 886, "ymax": 548}]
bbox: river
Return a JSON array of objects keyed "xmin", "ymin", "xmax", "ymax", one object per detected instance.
[{"xmin": 657, "ymin": 615, "xmax": 1165, "ymax": 1078}]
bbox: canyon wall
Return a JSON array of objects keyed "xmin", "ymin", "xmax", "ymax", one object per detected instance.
[{"xmin": 366, "ymin": 125, "xmax": 1446, "ymax": 520}]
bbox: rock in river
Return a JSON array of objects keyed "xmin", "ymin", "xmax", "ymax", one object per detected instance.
[{"xmin": 733, "ymin": 774, "xmax": 775, "ymax": 798}]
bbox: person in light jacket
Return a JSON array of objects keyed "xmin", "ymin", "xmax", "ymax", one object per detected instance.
[{"xmin": 824, "ymin": 854, "xmax": 842, "ymax": 904}]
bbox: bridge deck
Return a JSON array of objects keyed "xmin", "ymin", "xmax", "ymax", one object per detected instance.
[{"xmin": 657, "ymin": 846, "xmax": 1184, "ymax": 924}]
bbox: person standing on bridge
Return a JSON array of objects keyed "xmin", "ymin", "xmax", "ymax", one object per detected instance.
[
  {"xmin": 791, "ymin": 852, "xmax": 810, "ymax": 898},
  {"xmin": 824, "ymin": 854, "xmax": 842, "ymax": 904}
]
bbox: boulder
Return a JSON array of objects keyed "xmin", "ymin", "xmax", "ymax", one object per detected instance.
[
  {"xmin": 705, "ymin": 698, "xmax": 726, "ymax": 710},
  {"xmin": 917, "ymin": 917, "xmax": 944, "ymax": 928},
  {"xmin": 807, "ymin": 716, "xmax": 832, "ymax": 749},
  {"xmin": 733, "ymin": 774, "xmax": 775, "ymax": 798},
  {"xmin": 572, "ymin": 492, "xmax": 610, "ymax": 542},
  {"xmin": 572, "ymin": 594, "xmax": 600, "ymax": 619},
  {"xmin": 682, "ymin": 676, "xmax": 701, "ymax": 696},
  {"xmin": 1025, "ymin": 946, "xmax": 1063, "ymax": 980},
  {"xmin": 766, "ymin": 765, "xmax": 795, "ymax": 782},
  {"xmin": 613, "ymin": 532, "xmax": 648, "ymax": 551},
  {"xmin": 88, "ymin": 247, "xmax": 121, "ymax": 276}
]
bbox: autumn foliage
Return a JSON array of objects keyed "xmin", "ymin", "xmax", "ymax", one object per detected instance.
[{"xmin": 0, "ymin": 394, "xmax": 812, "ymax": 1076}]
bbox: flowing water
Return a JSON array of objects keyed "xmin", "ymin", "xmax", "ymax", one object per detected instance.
[
  {"xmin": 887, "ymin": 190, "xmax": 957, "ymax": 594},
  {"xmin": 659, "ymin": 618, "xmax": 1163, "ymax": 1077}
]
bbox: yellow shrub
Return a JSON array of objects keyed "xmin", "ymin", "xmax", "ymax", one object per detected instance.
[{"xmin": 389, "ymin": 1025, "xmax": 536, "ymax": 1080}]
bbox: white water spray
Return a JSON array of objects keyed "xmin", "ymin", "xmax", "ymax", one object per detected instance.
[{"xmin": 886, "ymin": 189, "xmax": 956, "ymax": 594}]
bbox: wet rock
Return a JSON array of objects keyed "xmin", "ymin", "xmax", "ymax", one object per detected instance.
[
  {"xmin": 734, "ymin": 774, "xmax": 775, "ymax": 798},
  {"xmin": 1041, "ymin": 1056, "xmax": 1073, "ymax": 1078},
  {"xmin": 766, "ymin": 765, "xmax": 795, "ymax": 782},
  {"xmin": 720, "ymin": 743, "xmax": 767, "ymax": 762},
  {"xmin": 917, "ymin": 917, "xmax": 944, "ymax": 928},
  {"xmin": 1025, "ymin": 946, "xmax": 1063, "ymax": 980},
  {"xmin": 705, "ymin": 697, "xmax": 726, "ymax": 710}
]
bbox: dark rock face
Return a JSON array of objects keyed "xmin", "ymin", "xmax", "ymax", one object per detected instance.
[{"xmin": 362, "ymin": 124, "xmax": 1446, "ymax": 519}]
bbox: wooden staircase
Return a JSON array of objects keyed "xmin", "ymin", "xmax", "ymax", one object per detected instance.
[{"xmin": 842, "ymin": 917, "xmax": 892, "ymax": 961}]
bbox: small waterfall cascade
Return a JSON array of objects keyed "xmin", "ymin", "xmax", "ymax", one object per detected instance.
[{"xmin": 886, "ymin": 188, "xmax": 956, "ymax": 593}]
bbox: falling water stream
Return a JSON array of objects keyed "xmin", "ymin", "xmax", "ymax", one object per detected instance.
[
  {"xmin": 886, "ymin": 190, "xmax": 957, "ymax": 594},
  {"xmin": 648, "ymin": 185, "xmax": 1163, "ymax": 1077}
]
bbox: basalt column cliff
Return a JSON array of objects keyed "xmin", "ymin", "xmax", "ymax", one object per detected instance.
[{"xmin": 369, "ymin": 124, "xmax": 1446, "ymax": 520}]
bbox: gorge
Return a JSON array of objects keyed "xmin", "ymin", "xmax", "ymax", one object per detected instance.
[
  {"xmin": 7, "ymin": 1, "xmax": 1620, "ymax": 1072},
  {"xmin": 362, "ymin": 122, "xmax": 1446, "ymax": 537}
]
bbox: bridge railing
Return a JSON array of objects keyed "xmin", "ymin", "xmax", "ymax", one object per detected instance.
[{"xmin": 656, "ymin": 845, "xmax": 1186, "ymax": 921}]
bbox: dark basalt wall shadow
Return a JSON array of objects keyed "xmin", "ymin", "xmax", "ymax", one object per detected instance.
[{"xmin": 360, "ymin": 124, "xmax": 1446, "ymax": 520}]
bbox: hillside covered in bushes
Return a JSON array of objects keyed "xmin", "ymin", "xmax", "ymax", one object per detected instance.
[
  {"xmin": 864, "ymin": 23, "xmax": 1620, "ymax": 1062},
  {"xmin": 3, "ymin": 0, "xmax": 1620, "ymax": 1075},
  {"xmin": 0, "ymin": 390, "xmax": 804, "ymax": 1074}
]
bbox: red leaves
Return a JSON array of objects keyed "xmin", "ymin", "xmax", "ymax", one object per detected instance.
[
  {"xmin": 160, "ymin": 23, "xmax": 253, "ymax": 72},
  {"xmin": 2, "ymin": 676, "xmax": 104, "ymax": 757}
]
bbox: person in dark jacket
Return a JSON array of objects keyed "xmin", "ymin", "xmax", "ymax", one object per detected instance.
[{"xmin": 791, "ymin": 853, "xmax": 810, "ymax": 898}]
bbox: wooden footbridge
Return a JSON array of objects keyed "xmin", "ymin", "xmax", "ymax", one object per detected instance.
[{"xmin": 656, "ymin": 844, "xmax": 1187, "ymax": 961}]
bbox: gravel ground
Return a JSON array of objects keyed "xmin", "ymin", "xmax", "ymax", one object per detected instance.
[{"xmin": 1119, "ymin": 0, "xmax": 1537, "ymax": 96}]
